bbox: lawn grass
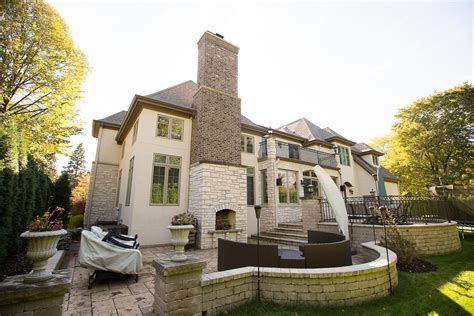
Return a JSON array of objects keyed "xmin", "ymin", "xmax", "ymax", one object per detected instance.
[{"xmin": 220, "ymin": 233, "xmax": 474, "ymax": 316}]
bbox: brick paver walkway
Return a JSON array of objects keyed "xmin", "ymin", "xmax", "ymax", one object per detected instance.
[{"xmin": 62, "ymin": 246, "xmax": 217, "ymax": 316}]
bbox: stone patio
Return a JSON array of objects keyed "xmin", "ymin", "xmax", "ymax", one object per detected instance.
[{"xmin": 62, "ymin": 245, "xmax": 217, "ymax": 316}]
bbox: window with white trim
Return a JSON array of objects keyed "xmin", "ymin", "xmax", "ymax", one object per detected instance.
[
  {"xmin": 125, "ymin": 157, "xmax": 134, "ymax": 206},
  {"xmin": 132, "ymin": 120, "xmax": 139, "ymax": 144},
  {"xmin": 150, "ymin": 154, "xmax": 181, "ymax": 205},
  {"xmin": 278, "ymin": 169, "xmax": 298, "ymax": 204},
  {"xmin": 247, "ymin": 167, "xmax": 255, "ymax": 205},
  {"xmin": 156, "ymin": 115, "xmax": 184, "ymax": 140},
  {"xmin": 372, "ymin": 155, "xmax": 379, "ymax": 166},
  {"xmin": 241, "ymin": 134, "xmax": 254, "ymax": 153},
  {"xmin": 337, "ymin": 146, "xmax": 351, "ymax": 166}
]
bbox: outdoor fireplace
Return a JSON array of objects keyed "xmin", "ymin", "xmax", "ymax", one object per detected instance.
[{"xmin": 215, "ymin": 209, "xmax": 236, "ymax": 231}]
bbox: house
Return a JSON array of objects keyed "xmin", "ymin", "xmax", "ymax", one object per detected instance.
[{"xmin": 85, "ymin": 31, "xmax": 399, "ymax": 248}]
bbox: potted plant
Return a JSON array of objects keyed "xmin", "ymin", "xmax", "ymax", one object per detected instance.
[
  {"xmin": 20, "ymin": 207, "xmax": 67, "ymax": 283},
  {"xmin": 168, "ymin": 212, "xmax": 196, "ymax": 262}
]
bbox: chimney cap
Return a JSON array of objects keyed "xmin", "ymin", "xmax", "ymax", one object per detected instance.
[{"xmin": 215, "ymin": 33, "xmax": 224, "ymax": 39}]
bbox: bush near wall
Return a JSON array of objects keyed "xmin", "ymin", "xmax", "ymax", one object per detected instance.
[{"xmin": 0, "ymin": 127, "xmax": 53, "ymax": 258}]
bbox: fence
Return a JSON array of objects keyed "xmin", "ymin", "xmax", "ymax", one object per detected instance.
[{"xmin": 319, "ymin": 195, "xmax": 472, "ymax": 225}]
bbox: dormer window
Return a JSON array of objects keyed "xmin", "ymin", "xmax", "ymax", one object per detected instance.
[{"xmin": 372, "ymin": 155, "xmax": 379, "ymax": 166}]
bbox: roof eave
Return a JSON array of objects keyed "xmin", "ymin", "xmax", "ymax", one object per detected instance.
[
  {"xmin": 92, "ymin": 120, "xmax": 121, "ymax": 138},
  {"xmin": 326, "ymin": 136, "xmax": 357, "ymax": 146}
]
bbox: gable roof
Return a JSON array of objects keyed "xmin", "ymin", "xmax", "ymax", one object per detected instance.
[
  {"xmin": 353, "ymin": 155, "xmax": 398, "ymax": 182},
  {"xmin": 145, "ymin": 80, "xmax": 197, "ymax": 109},
  {"xmin": 351, "ymin": 142, "xmax": 384, "ymax": 156},
  {"xmin": 92, "ymin": 110, "xmax": 127, "ymax": 137},
  {"xmin": 277, "ymin": 118, "xmax": 355, "ymax": 146}
]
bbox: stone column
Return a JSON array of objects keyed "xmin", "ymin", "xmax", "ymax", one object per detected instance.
[
  {"xmin": 260, "ymin": 137, "xmax": 278, "ymax": 231},
  {"xmin": 301, "ymin": 198, "xmax": 322, "ymax": 233},
  {"xmin": 0, "ymin": 269, "xmax": 71, "ymax": 316},
  {"xmin": 153, "ymin": 258, "xmax": 206, "ymax": 316}
]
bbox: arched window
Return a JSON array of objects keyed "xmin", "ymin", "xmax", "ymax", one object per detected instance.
[{"xmin": 302, "ymin": 170, "xmax": 319, "ymax": 199}]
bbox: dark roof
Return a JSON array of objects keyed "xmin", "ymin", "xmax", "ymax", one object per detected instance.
[
  {"xmin": 145, "ymin": 80, "xmax": 197, "ymax": 109},
  {"xmin": 95, "ymin": 110, "xmax": 127, "ymax": 126},
  {"xmin": 353, "ymin": 155, "xmax": 398, "ymax": 181},
  {"xmin": 277, "ymin": 118, "xmax": 356, "ymax": 145},
  {"xmin": 351, "ymin": 143, "xmax": 384, "ymax": 156}
]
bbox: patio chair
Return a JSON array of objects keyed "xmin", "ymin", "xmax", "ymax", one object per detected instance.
[
  {"xmin": 217, "ymin": 238, "xmax": 279, "ymax": 271},
  {"xmin": 299, "ymin": 239, "xmax": 352, "ymax": 268},
  {"xmin": 78, "ymin": 230, "xmax": 143, "ymax": 288}
]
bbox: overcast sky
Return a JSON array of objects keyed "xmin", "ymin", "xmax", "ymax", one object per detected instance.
[{"xmin": 48, "ymin": 0, "xmax": 472, "ymax": 171}]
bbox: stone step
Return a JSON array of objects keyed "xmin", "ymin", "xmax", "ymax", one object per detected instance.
[
  {"xmin": 273, "ymin": 227, "xmax": 304, "ymax": 234},
  {"xmin": 262, "ymin": 231, "xmax": 308, "ymax": 241},
  {"xmin": 250, "ymin": 233, "xmax": 307, "ymax": 246},
  {"xmin": 277, "ymin": 222, "xmax": 303, "ymax": 229}
]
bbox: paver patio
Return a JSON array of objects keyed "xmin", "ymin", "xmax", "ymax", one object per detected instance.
[{"xmin": 63, "ymin": 243, "xmax": 371, "ymax": 315}]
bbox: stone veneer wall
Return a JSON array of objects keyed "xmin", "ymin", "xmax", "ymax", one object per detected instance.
[
  {"xmin": 277, "ymin": 205, "xmax": 302, "ymax": 223},
  {"xmin": 153, "ymin": 242, "xmax": 398, "ymax": 316},
  {"xmin": 301, "ymin": 198, "xmax": 321, "ymax": 233},
  {"xmin": 84, "ymin": 162, "xmax": 119, "ymax": 226},
  {"xmin": 189, "ymin": 163, "xmax": 247, "ymax": 249},
  {"xmin": 258, "ymin": 140, "xmax": 278, "ymax": 232},
  {"xmin": 317, "ymin": 221, "xmax": 461, "ymax": 255}
]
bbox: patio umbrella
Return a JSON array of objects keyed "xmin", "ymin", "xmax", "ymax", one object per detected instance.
[{"xmin": 376, "ymin": 166, "xmax": 387, "ymax": 197}]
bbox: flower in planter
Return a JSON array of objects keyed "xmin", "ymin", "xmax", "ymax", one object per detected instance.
[
  {"xmin": 170, "ymin": 212, "xmax": 197, "ymax": 226},
  {"xmin": 27, "ymin": 206, "xmax": 66, "ymax": 232}
]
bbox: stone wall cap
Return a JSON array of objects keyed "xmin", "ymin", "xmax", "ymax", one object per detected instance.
[
  {"xmin": 0, "ymin": 269, "xmax": 72, "ymax": 306},
  {"xmin": 153, "ymin": 257, "xmax": 207, "ymax": 276}
]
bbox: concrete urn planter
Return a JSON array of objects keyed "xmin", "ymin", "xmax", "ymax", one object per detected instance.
[
  {"xmin": 20, "ymin": 229, "xmax": 67, "ymax": 283},
  {"xmin": 168, "ymin": 225, "xmax": 194, "ymax": 262}
]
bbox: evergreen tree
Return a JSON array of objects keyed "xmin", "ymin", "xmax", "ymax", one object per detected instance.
[
  {"xmin": 65, "ymin": 143, "xmax": 87, "ymax": 187},
  {"xmin": 51, "ymin": 172, "xmax": 72, "ymax": 214}
]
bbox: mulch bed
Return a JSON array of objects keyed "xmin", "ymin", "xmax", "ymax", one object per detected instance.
[
  {"xmin": 398, "ymin": 258, "xmax": 437, "ymax": 273},
  {"xmin": 0, "ymin": 248, "xmax": 33, "ymax": 282}
]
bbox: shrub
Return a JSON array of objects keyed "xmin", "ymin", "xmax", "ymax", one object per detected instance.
[
  {"xmin": 68, "ymin": 214, "xmax": 84, "ymax": 229},
  {"xmin": 170, "ymin": 212, "xmax": 197, "ymax": 226}
]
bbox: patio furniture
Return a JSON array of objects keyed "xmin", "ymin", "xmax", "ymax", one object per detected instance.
[
  {"xmin": 299, "ymin": 239, "xmax": 352, "ymax": 268},
  {"xmin": 278, "ymin": 249, "xmax": 305, "ymax": 268},
  {"xmin": 217, "ymin": 238, "xmax": 279, "ymax": 271},
  {"xmin": 78, "ymin": 230, "xmax": 143, "ymax": 288},
  {"xmin": 307, "ymin": 230, "xmax": 345, "ymax": 244}
]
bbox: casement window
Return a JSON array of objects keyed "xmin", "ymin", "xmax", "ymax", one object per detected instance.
[
  {"xmin": 337, "ymin": 146, "xmax": 351, "ymax": 166},
  {"xmin": 302, "ymin": 170, "xmax": 319, "ymax": 198},
  {"xmin": 125, "ymin": 157, "xmax": 134, "ymax": 206},
  {"xmin": 278, "ymin": 169, "xmax": 298, "ymax": 204},
  {"xmin": 372, "ymin": 155, "xmax": 379, "ymax": 166},
  {"xmin": 156, "ymin": 115, "xmax": 184, "ymax": 140},
  {"xmin": 247, "ymin": 167, "xmax": 255, "ymax": 205},
  {"xmin": 121, "ymin": 140, "xmax": 125, "ymax": 159},
  {"xmin": 261, "ymin": 169, "xmax": 268, "ymax": 204},
  {"xmin": 132, "ymin": 120, "xmax": 139, "ymax": 144},
  {"xmin": 150, "ymin": 154, "xmax": 181, "ymax": 205},
  {"xmin": 241, "ymin": 134, "xmax": 254, "ymax": 153},
  {"xmin": 115, "ymin": 169, "xmax": 122, "ymax": 207}
]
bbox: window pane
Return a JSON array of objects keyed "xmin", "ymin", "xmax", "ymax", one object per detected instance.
[
  {"xmin": 246, "ymin": 136, "xmax": 254, "ymax": 153},
  {"xmin": 132, "ymin": 121, "xmax": 139, "ymax": 144},
  {"xmin": 288, "ymin": 171, "xmax": 298, "ymax": 203},
  {"xmin": 247, "ymin": 167, "xmax": 255, "ymax": 205},
  {"xmin": 171, "ymin": 119, "xmax": 184, "ymax": 140},
  {"xmin": 167, "ymin": 167, "xmax": 180, "ymax": 204},
  {"xmin": 169, "ymin": 156, "xmax": 181, "ymax": 166},
  {"xmin": 240, "ymin": 135, "xmax": 245, "ymax": 152},
  {"xmin": 151, "ymin": 166, "xmax": 165, "ymax": 204},
  {"xmin": 154, "ymin": 154, "xmax": 166, "ymax": 164},
  {"xmin": 278, "ymin": 171, "xmax": 287, "ymax": 203},
  {"xmin": 157, "ymin": 116, "xmax": 169, "ymax": 137},
  {"xmin": 261, "ymin": 170, "xmax": 268, "ymax": 204}
]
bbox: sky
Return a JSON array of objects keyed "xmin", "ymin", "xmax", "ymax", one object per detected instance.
[{"xmin": 48, "ymin": 0, "xmax": 473, "ymax": 171}]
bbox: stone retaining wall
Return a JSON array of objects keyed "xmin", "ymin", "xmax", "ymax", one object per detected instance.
[
  {"xmin": 153, "ymin": 241, "xmax": 398, "ymax": 315},
  {"xmin": 317, "ymin": 221, "xmax": 461, "ymax": 255}
]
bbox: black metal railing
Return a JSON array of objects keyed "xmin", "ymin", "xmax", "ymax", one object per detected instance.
[
  {"xmin": 320, "ymin": 196, "xmax": 456, "ymax": 225},
  {"xmin": 258, "ymin": 140, "xmax": 338, "ymax": 168}
]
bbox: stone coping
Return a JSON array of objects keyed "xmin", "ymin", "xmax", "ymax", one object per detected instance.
[
  {"xmin": 0, "ymin": 269, "xmax": 72, "ymax": 306},
  {"xmin": 207, "ymin": 229, "xmax": 243, "ymax": 234},
  {"xmin": 153, "ymin": 256, "xmax": 207, "ymax": 276},
  {"xmin": 319, "ymin": 220, "xmax": 456, "ymax": 228},
  {"xmin": 201, "ymin": 241, "xmax": 396, "ymax": 286}
]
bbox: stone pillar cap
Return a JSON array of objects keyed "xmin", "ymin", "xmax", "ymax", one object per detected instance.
[
  {"xmin": 197, "ymin": 31, "xmax": 240, "ymax": 54},
  {"xmin": 153, "ymin": 257, "xmax": 207, "ymax": 276}
]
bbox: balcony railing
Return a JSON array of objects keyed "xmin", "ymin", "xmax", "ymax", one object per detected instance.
[{"xmin": 259, "ymin": 140, "xmax": 338, "ymax": 168}]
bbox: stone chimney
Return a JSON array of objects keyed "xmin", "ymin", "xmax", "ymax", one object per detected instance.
[
  {"xmin": 189, "ymin": 32, "xmax": 247, "ymax": 249},
  {"xmin": 191, "ymin": 31, "xmax": 241, "ymax": 165}
]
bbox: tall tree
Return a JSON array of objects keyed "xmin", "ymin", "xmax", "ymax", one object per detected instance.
[
  {"xmin": 70, "ymin": 173, "xmax": 90, "ymax": 215},
  {"xmin": 51, "ymin": 172, "xmax": 71, "ymax": 213},
  {"xmin": 0, "ymin": 0, "xmax": 89, "ymax": 168},
  {"xmin": 382, "ymin": 83, "xmax": 473, "ymax": 195},
  {"xmin": 65, "ymin": 143, "xmax": 86, "ymax": 187}
]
